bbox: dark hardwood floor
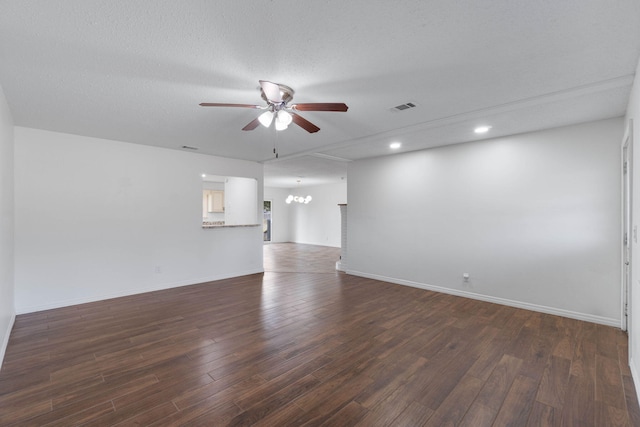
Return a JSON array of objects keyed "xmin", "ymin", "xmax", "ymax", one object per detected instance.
[{"xmin": 1, "ymin": 242, "xmax": 639, "ymax": 426}]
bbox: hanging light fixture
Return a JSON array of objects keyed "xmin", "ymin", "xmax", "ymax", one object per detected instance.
[
  {"xmin": 286, "ymin": 180, "xmax": 312, "ymax": 204},
  {"xmin": 286, "ymin": 195, "xmax": 312, "ymax": 204}
]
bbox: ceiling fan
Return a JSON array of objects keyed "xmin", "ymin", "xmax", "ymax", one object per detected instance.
[{"xmin": 200, "ymin": 80, "xmax": 348, "ymax": 133}]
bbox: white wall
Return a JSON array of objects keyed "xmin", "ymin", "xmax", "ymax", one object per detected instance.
[
  {"xmin": 0, "ymin": 85, "xmax": 15, "ymax": 369},
  {"xmin": 264, "ymin": 187, "xmax": 291, "ymax": 243},
  {"xmin": 290, "ymin": 182, "xmax": 347, "ymax": 247},
  {"xmin": 224, "ymin": 177, "xmax": 258, "ymax": 225},
  {"xmin": 14, "ymin": 127, "xmax": 264, "ymax": 313},
  {"xmin": 348, "ymin": 118, "xmax": 623, "ymax": 325},
  {"xmin": 626, "ymin": 56, "xmax": 640, "ymax": 403}
]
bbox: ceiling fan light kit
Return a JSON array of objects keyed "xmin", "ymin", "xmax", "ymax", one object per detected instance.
[
  {"xmin": 200, "ymin": 80, "xmax": 348, "ymax": 134},
  {"xmin": 275, "ymin": 110, "xmax": 293, "ymax": 131},
  {"xmin": 258, "ymin": 111, "xmax": 274, "ymax": 127}
]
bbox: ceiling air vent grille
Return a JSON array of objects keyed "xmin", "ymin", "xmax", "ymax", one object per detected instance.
[
  {"xmin": 181, "ymin": 145, "xmax": 199, "ymax": 150},
  {"xmin": 391, "ymin": 102, "xmax": 417, "ymax": 112}
]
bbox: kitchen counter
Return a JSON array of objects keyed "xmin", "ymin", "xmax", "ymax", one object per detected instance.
[{"xmin": 202, "ymin": 222, "xmax": 260, "ymax": 229}]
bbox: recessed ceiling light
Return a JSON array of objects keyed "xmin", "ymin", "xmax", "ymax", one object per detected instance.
[
  {"xmin": 201, "ymin": 174, "xmax": 206, "ymax": 178},
  {"xmin": 474, "ymin": 125, "xmax": 492, "ymax": 134},
  {"xmin": 390, "ymin": 142, "xmax": 401, "ymax": 149}
]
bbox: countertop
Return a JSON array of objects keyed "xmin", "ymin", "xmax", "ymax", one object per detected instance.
[{"xmin": 202, "ymin": 221, "xmax": 260, "ymax": 229}]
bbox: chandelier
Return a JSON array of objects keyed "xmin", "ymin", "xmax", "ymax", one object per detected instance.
[
  {"xmin": 286, "ymin": 194, "xmax": 312, "ymax": 204},
  {"xmin": 286, "ymin": 179, "xmax": 312, "ymax": 204}
]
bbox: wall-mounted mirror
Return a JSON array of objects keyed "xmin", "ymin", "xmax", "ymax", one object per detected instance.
[{"xmin": 202, "ymin": 175, "xmax": 258, "ymax": 227}]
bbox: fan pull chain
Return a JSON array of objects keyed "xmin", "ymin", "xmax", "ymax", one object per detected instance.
[{"xmin": 273, "ymin": 124, "xmax": 279, "ymax": 158}]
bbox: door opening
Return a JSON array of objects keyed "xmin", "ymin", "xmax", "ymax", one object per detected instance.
[{"xmin": 263, "ymin": 200, "xmax": 272, "ymax": 242}]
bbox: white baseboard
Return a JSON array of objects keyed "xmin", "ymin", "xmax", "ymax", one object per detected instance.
[
  {"xmin": 346, "ymin": 270, "xmax": 620, "ymax": 327},
  {"xmin": 631, "ymin": 357, "xmax": 640, "ymax": 411},
  {"xmin": 0, "ymin": 312, "xmax": 16, "ymax": 372},
  {"xmin": 15, "ymin": 268, "xmax": 264, "ymax": 314}
]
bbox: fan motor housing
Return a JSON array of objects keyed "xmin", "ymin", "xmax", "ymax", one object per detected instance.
[{"xmin": 261, "ymin": 83, "xmax": 295, "ymax": 105}]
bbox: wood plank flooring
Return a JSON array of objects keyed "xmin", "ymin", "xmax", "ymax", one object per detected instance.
[{"xmin": 1, "ymin": 242, "xmax": 639, "ymax": 426}]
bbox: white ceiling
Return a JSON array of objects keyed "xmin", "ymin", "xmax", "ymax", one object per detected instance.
[{"xmin": 1, "ymin": 1, "xmax": 639, "ymax": 188}]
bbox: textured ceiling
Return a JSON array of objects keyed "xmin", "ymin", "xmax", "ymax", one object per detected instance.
[{"xmin": 1, "ymin": 1, "xmax": 639, "ymax": 188}]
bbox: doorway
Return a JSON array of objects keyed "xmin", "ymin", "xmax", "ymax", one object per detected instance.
[{"xmin": 263, "ymin": 200, "xmax": 272, "ymax": 242}]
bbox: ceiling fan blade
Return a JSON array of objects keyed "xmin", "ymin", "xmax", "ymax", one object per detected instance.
[
  {"xmin": 200, "ymin": 103, "xmax": 262, "ymax": 108},
  {"xmin": 291, "ymin": 113, "xmax": 320, "ymax": 133},
  {"xmin": 242, "ymin": 117, "xmax": 261, "ymax": 131},
  {"xmin": 259, "ymin": 80, "xmax": 283, "ymax": 103},
  {"xmin": 291, "ymin": 103, "xmax": 349, "ymax": 112}
]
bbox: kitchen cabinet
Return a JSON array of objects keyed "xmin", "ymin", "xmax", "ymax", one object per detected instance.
[{"xmin": 203, "ymin": 190, "xmax": 224, "ymax": 216}]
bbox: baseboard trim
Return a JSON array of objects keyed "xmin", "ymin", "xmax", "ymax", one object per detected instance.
[
  {"xmin": 346, "ymin": 270, "xmax": 620, "ymax": 327},
  {"xmin": 0, "ymin": 312, "xmax": 16, "ymax": 372},
  {"xmin": 15, "ymin": 269, "xmax": 264, "ymax": 314},
  {"xmin": 630, "ymin": 357, "xmax": 640, "ymax": 411}
]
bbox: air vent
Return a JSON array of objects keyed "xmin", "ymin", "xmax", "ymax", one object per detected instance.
[
  {"xmin": 181, "ymin": 145, "xmax": 199, "ymax": 150},
  {"xmin": 391, "ymin": 102, "xmax": 417, "ymax": 112}
]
